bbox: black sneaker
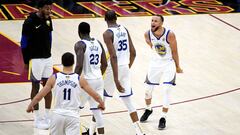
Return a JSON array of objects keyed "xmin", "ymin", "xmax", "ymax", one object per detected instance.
[
  {"xmin": 140, "ymin": 109, "xmax": 153, "ymax": 122},
  {"xmin": 158, "ymin": 117, "xmax": 166, "ymax": 130},
  {"xmin": 82, "ymin": 129, "xmax": 96, "ymax": 135}
]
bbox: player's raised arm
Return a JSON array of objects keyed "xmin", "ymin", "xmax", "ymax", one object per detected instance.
[{"xmin": 26, "ymin": 75, "xmax": 55, "ymax": 113}]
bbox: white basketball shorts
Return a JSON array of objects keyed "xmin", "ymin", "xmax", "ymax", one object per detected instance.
[
  {"xmin": 50, "ymin": 112, "xmax": 80, "ymax": 135},
  {"xmin": 29, "ymin": 57, "xmax": 53, "ymax": 82},
  {"xmin": 104, "ymin": 65, "xmax": 132, "ymax": 97},
  {"xmin": 145, "ymin": 59, "xmax": 176, "ymax": 86},
  {"xmin": 80, "ymin": 78, "xmax": 104, "ymax": 110}
]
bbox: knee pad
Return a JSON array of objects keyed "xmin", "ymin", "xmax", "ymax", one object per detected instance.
[
  {"xmin": 145, "ymin": 84, "xmax": 154, "ymax": 99},
  {"xmin": 121, "ymin": 97, "xmax": 136, "ymax": 113},
  {"xmin": 92, "ymin": 110, "xmax": 104, "ymax": 128}
]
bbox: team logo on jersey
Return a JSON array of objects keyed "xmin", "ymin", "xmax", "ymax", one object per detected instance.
[{"xmin": 154, "ymin": 43, "xmax": 166, "ymax": 56}]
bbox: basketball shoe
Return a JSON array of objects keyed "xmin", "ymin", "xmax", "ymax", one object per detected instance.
[
  {"xmin": 34, "ymin": 118, "xmax": 49, "ymax": 130},
  {"xmin": 158, "ymin": 117, "xmax": 166, "ymax": 130},
  {"xmin": 140, "ymin": 109, "xmax": 153, "ymax": 122}
]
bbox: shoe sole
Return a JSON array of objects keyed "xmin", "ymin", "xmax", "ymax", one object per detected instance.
[
  {"xmin": 158, "ymin": 126, "xmax": 166, "ymax": 130},
  {"xmin": 140, "ymin": 120, "xmax": 148, "ymax": 123}
]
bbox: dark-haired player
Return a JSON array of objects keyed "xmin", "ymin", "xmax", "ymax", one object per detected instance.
[
  {"xmin": 75, "ymin": 22, "xmax": 107, "ymax": 135},
  {"xmin": 140, "ymin": 15, "xmax": 183, "ymax": 129},
  {"xmin": 21, "ymin": 0, "xmax": 53, "ymax": 129},
  {"xmin": 26, "ymin": 52, "xmax": 105, "ymax": 135}
]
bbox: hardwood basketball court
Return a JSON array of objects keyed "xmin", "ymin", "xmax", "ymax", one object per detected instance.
[{"xmin": 0, "ymin": 8, "xmax": 239, "ymax": 135}]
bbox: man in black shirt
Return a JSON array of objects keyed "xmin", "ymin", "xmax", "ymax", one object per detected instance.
[{"xmin": 21, "ymin": 0, "xmax": 53, "ymax": 130}]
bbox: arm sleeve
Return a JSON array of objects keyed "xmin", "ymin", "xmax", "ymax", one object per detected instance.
[{"xmin": 20, "ymin": 20, "xmax": 32, "ymax": 64}]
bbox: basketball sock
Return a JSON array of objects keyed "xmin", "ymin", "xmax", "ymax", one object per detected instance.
[
  {"xmin": 45, "ymin": 109, "xmax": 50, "ymax": 119},
  {"xmin": 34, "ymin": 110, "xmax": 40, "ymax": 120},
  {"xmin": 146, "ymin": 104, "xmax": 152, "ymax": 110},
  {"xmin": 133, "ymin": 121, "xmax": 144, "ymax": 135},
  {"xmin": 161, "ymin": 111, "xmax": 167, "ymax": 118},
  {"xmin": 89, "ymin": 121, "xmax": 96, "ymax": 135}
]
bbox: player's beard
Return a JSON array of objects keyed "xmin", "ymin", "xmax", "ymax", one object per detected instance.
[
  {"xmin": 152, "ymin": 26, "xmax": 160, "ymax": 32},
  {"xmin": 44, "ymin": 13, "xmax": 50, "ymax": 19},
  {"xmin": 42, "ymin": 10, "xmax": 51, "ymax": 19}
]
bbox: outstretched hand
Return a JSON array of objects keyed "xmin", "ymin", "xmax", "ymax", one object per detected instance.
[{"xmin": 26, "ymin": 105, "xmax": 34, "ymax": 113}]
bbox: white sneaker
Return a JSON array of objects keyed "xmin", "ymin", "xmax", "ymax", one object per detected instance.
[
  {"xmin": 34, "ymin": 118, "xmax": 41, "ymax": 128},
  {"xmin": 34, "ymin": 117, "xmax": 50, "ymax": 130},
  {"xmin": 43, "ymin": 116, "xmax": 51, "ymax": 129}
]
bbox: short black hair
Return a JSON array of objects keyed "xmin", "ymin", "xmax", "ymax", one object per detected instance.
[
  {"xmin": 105, "ymin": 10, "xmax": 117, "ymax": 21},
  {"xmin": 78, "ymin": 22, "xmax": 90, "ymax": 35},
  {"xmin": 62, "ymin": 52, "xmax": 74, "ymax": 67},
  {"xmin": 156, "ymin": 15, "xmax": 164, "ymax": 22},
  {"xmin": 37, "ymin": 0, "xmax": 53, "ymax": 8}
]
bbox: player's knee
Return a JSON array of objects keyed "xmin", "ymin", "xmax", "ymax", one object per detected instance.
[
  {"xmin": 121, "ymin": 97, "xmax": 136, "ymax": 113},
  {"xmin": 162, "ymin": 84, "xmax": 173, "ymax": 95},
  {"xmin": 162, "ymin": 84, "xmax": 173, "ymax": 108},
  {"xmin": 163, "ymin": 97, "xmax": 170, "ymax": 108},
  {"xmin": 145, "ymin": 85, "xmax": 154, "ymax": 99}
]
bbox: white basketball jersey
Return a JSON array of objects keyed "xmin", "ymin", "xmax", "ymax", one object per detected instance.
[
  {"xmin": 52, "ymin": 72, "xmax": 82, "ymax": 117},
  {"xmin": 82, "ymin": 39, "xmax": 102, "ymax": 79},
  {"xmin": 149, "ymin": 28, "xmax": 173, "ymax": 67},
  {"xmin": 108, "ymin": 25, "xmax": 130, "ymax": 66}
]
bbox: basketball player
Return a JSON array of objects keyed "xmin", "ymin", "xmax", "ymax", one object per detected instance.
[
  {"xmin": 140, "ymin": 15, "xmax": 183, "ymax": 129},
  {"xmin": 20, "ymin": 0, "xmax": 53, "ymax": 129},
  {"xmin": 74, "ymin": 22, "xmax": 107, "ymax": 135},
  {"xmin": 26, "ymin": 52, "xmax": 105, "ymax": 135},
  {"xmin": 103, "ymin": 10, "xmax": 145, "ymax": 135}
]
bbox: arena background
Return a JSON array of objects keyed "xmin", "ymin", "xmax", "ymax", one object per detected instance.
[{"xmin": 0, "ymin": 1, "xmax": 240, "ymax": 135}]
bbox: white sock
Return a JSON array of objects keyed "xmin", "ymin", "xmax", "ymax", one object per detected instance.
[
  {"xmin": 146, "ymin": 104, "xmax": 152, "ymax": 110},
  {"xmin": 45, "ymin": 109, "xmax": 50, "ymax": 119},
  {"xmin": 89, "ymin": 121, "xmax": 96, "ymax": 135},
  {"xmin": 133, "ymin": 121, "xmax": 144, "ymax": 135},
  {"xmin": 162, "ymin": 111, "xmax": 167, "ymax": 118},
  {"xmin": 34, "ymin": 110, "xmax": 40, "ymax": 120}
]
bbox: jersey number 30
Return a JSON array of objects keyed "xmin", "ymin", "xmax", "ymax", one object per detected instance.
[{"xmin": 118, "ymin": 39, "xmax": 127, "ymax": 51}]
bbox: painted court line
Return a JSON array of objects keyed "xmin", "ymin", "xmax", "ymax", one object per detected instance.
[
  {"xmin": 0, "ymin": 98, "xmax": 30, "ymax": 106},
  {"xmin": 0, "ymin": 87, "xmax": 239, "ymax": 124},
  {"xmin": 209, "ymin": 14, "xmax": 240, "ymax": 31}
]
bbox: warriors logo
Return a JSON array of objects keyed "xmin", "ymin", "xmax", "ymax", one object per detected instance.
[{"xmin": 154, "ymin": 44, "xmax": 166, "ymax": 56}]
